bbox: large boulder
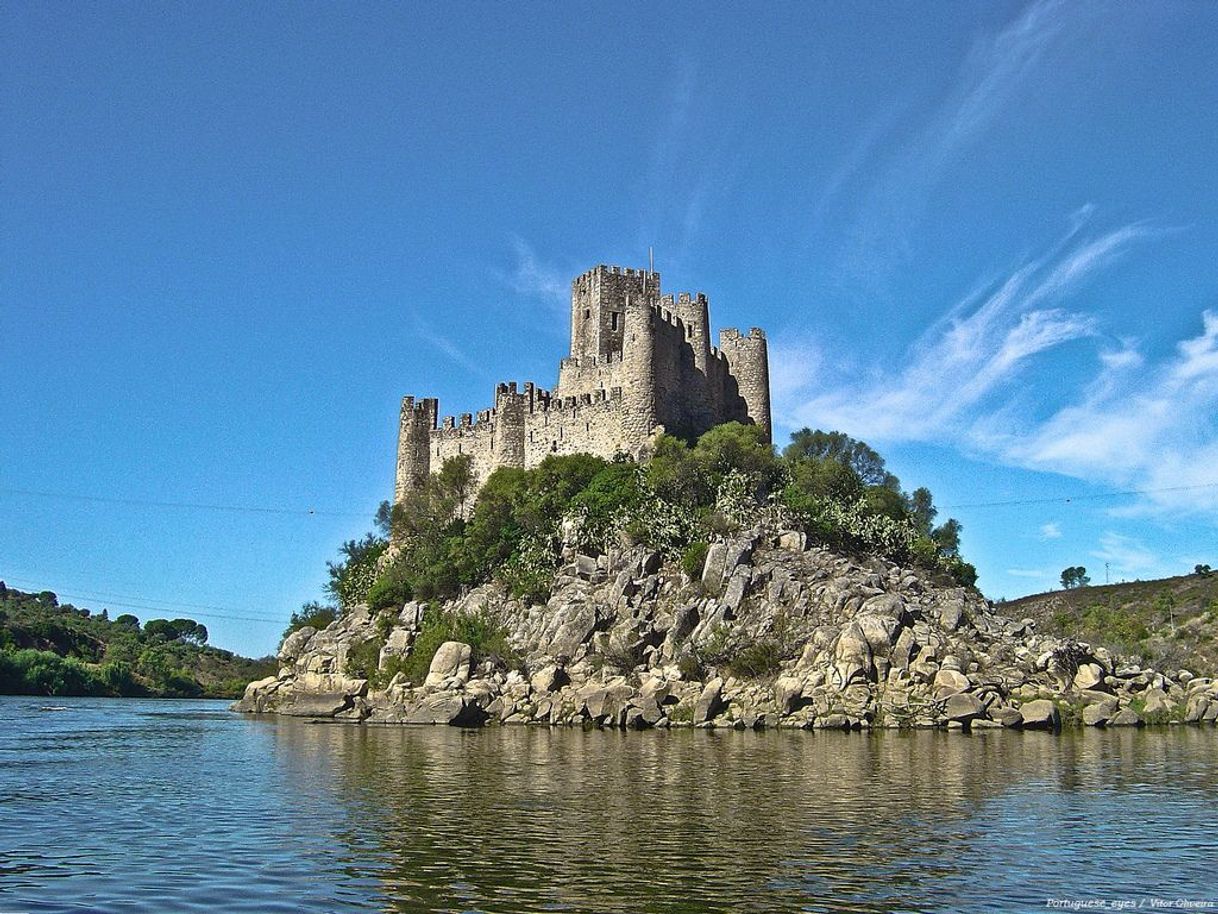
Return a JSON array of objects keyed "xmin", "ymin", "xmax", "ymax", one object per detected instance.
[
  {"xmin": 933, "ymin": 668, "xmax": 971, "ymax": 696},
  {"xmin": 833, "ymin": 622, "xmax": 874, "ymax": 686},
  {"xmin": 231, "ymin": 675, "xmax": 282, "ymax": 713},
  {"xmin": 944, "ymin": 692, "xmax": 984, "ymax": 723},
  {"xmin": 1082, "ymin": 699, "xmax": 1119, "ymax": 727},
  {"xmin": 1109, "ymin": 708, "xmax": 1143, "ymax": 727},
  {"xmin": 545, "ymin": 602, "xmax": 599, "ymax": 657},
  {"xmin": 580, "ymin": 678, "xmax": 634, "ymax": 723},
  {"xmin": 401, "ymin": 692, "xmax": 488, "ymax": 727},
  {"xmin": 1073, "ymin": 663, "xmax": 1107, "ymax": 692},
  {"xmin": 424, "ymin": 641, "xmax": 472, "ymax": 688},
  {"xmin": 379, "ymin": 628, "xmax": 413, "ymax": 669},
  {"xmin": 695, "ymin": 678, "xmax": 726, "ymax": 723},
  {"xmin": 530, "ymin": 664, "xmax": 569, "ymax": 694},
  {"xmin": 774, "ymin": 676, "xmax": 806, "ymax": 714},
  {"xmin": 1141, "ymin": 687, "xmax": 1170, "ymax": 717},
  {"xmin": 276, "ymin": 691, "xmax": 356, "ymax": 718},
  {"xmin": 701, "ymin": 544, "xmax": 729, "ymax": 593},
  {"xmin": 1020, "ymin": 699, "xmax": 1061, "ymax": 730},
  {"xmin": 278, "ymin": 627, "xmax": 316, "ymax": 664},
  {"xmin": 1185, "ymin": 695, "xmax": 1211, "ymax": 723}
]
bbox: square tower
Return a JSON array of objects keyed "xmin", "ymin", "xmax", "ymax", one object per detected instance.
[{"xmin": 569, "ymin": 265, "xmax": 659, "ymax": 363}]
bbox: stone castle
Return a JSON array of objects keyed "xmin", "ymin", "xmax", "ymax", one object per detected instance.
[{"xmin": 394, "ymin": 264, "xmax": 771, "ymax": 503}]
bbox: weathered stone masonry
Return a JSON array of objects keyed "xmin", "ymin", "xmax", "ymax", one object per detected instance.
[{"xmin": 395, "ymin": 264, "xmax": 771, "ymax": 504}]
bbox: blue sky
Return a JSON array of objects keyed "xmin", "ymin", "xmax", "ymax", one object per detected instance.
[{"xmin": 3, "ymin": 1, "xmax": 1216, "ymax": 657}]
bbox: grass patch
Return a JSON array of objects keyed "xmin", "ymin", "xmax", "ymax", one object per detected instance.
[{"xmin": 726, "ymin": 639, "xmax": 784, "ymax": 679}]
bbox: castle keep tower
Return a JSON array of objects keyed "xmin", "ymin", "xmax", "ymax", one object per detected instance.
[{"xmin": 395, "ymin": 262, "xmax": 770, "ymax": 504}]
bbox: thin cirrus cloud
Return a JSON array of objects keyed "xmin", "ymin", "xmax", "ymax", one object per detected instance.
[
  {"xmin": 1090, "ymin": 532, "xmax": 1160, "ymax": 577},
  {"xmin": 834, "ymin": 0, "xmax": 1082, "ymax": 285},
  {"xmin": 774, "ymin": 212, "xmax": 1218, "ymax": 516},
  {"xmin": 501, "ymin": 237, "xmax": 570, "ymax": 315},
  {"xmin": 780, "ymin": 213, "xmax": 1146, "ymax": 440},
  {"xmin": 998, "ymin": 308, "xmax": 1218, "ymax": 513}
]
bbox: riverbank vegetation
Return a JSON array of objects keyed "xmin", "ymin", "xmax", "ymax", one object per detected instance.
[
  {"xmin": 299, "ymin": 424, "xmax": 976, "ymax": 634},
  {"xmin": 0, "ymin": 584, "xmax": 275, "ymax": 697}
]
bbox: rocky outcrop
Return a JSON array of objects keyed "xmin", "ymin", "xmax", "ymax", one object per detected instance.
[{"xmin": 233, "ymin": 530, "xmax": 1218, "ymax": 733}]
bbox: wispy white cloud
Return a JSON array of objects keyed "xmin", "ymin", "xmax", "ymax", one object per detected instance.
[
  {"xmin": 1007, "ymin": 568, "xmax": 1052, "ymax": 579},
  {"xmin": 835, "ymin": 0, "xmax": 1085, "ymax": 284},
  {"xmin": 780, "ymin": 214, "xmax": 1145, "ymax": 440},
  {"xmin": 932, "ymin": 0, "xmax": 1071, "ymax": 163},
  {"xmin": 1000, "ymin": 308, "xmax": 1218, "ymax": 513},
  {"xmin": 1040, "ymin": 522, "xmax": 1062, "ymax": 540},
  {"xmin": 500, "ymin": 237, "xmax": 569, "ymax": 315},
  {"xmin": 1090, "ymin": 532, "xmax": 1160, "ymax": 577},
  {"xmin": 776, "ymin": 209, "xmax": 1218, "ymax": 518},
  {"xmin": 406, "ymin": 310, "xmax": 491, "ymax": 379},
  {"xmin": 1098, "ymin": 340, "xmax": 1144, "ymax": 371}
]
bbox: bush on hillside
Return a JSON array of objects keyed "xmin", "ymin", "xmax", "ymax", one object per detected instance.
[{"xmin": 324, "ymin": 423, "xmax": 977, "ymax": 618}]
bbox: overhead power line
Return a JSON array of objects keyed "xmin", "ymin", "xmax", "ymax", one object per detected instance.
[
  {"xmin": 0, "ymin": 576, "xmax": 289, "ymax": 625},
  {"xmin": 0, "ymin": 486, "xmax": 376, "ymax": 519},
  {"xmin": 941, "ymin": 481, "xmax": 1218, "ymax": 510}
]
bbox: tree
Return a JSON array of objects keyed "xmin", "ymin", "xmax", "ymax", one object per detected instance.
[
  {"xmin": 143, "ymin": 617, "xmax": 208, "ymax": 644},
  {"xmin": 325, "ymin": 533, "xmax": 388, "ymax": 610},
  {"xmin": 282, "ymin": 602, "xmax": 338, "ymax": 641},
  {"xmin": 784, "ymin": 429, "xmax": 900, "ymax": 490},
  {"xmin": 437, "ymin": 452, "xmax": 477, "ymax": 515},
  {"xmin": 905, "ymin": 487, "xmax": 937, "ymax": 537},
  {"xmin": 171, "ymin": 618, "xmax": 208, "ymax": 646},
  {"xmin": 114, "ymin": 614, "xmax": 140, "ymax": 628},
  {"xmin": 143, "ymin": 618, "xmax": 179, "ymax": 641},
  {"xmin": 1195, "ymin": 564, "xmax": 1213, "ymax": 577},
  {"xmin": 1060, "ymin": 566, "xmax": 1090, "ymax": 589},
  {"xmin": 932, "ymin": 518, "xmax": 962, "ymax": 558},
  {"xmin": 787, "ymin": 454, "xmax": 863, "ymax": 502}
]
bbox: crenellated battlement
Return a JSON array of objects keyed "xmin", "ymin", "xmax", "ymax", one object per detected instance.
[{"xmin": 395, "ymin": 261, "xmax": 770, "ymax": 512}]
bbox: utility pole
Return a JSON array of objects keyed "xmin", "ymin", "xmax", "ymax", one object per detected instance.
[{"xmin": 1105, "ymin": 562, "xmax": 1110, "ymax": 585}]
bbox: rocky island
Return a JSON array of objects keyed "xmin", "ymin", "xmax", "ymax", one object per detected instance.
[
  {"xmin": 235, "ymin": 526, "xmax": 1218, "ymax": 732},
  {"xmin": 235, "ymin": 263, "xmax": 1218, "ymax": 732}
]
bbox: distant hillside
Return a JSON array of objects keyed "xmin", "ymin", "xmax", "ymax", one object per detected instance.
[
  {"xmin": 0, "ymin": 583, "xmax": 276, "ymax": 698},
  {"xmin": 1001, "ymin": 571, "xmax": 1218, "ymax": 676}
]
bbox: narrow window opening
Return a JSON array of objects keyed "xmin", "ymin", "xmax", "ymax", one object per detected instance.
[{"xmin": 610, "ymin": 312, "xmax": 620, "ymax": 331}]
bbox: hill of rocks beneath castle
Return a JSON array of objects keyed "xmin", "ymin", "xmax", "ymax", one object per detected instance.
[{"xmin": 236, "ymin": 530, "xmax": 1218, "ymax": 731}]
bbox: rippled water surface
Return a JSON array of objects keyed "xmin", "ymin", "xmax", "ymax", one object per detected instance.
[{"xmin": 2, "ymin": 696, "xmax": 1216, "ymax": 913}]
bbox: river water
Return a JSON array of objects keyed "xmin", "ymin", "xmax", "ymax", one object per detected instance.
[{"xmin": 1, "ymin": 696, "xmax": 1215, "ymax": 913}]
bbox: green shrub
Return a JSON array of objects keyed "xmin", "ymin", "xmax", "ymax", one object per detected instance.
[
  {"xmin": 281, "ymin": 602, "xmax": 338, "ymax": 642},
  {"xmin": 98, "ymin": 660, "xmax": 142, "ymax": 696},
  {"xmin": 397, "ymin": 608, "xmax": 519, "ymax": 685},
  {"xmin": 344, "ymin": 635, "xmax": 384, "ymax": 680},
  {"xmin": 326, "ymin": 535, "xmax": 388, "ymax": 611},
  {"xmin": 726, "ymin": 639, "xmax": 784, "ymax": 679},
  {"xmin": 366, "ymin": 566, "xmax": 413, "ymax": 611},
  {"xmin": 681, "ymin": 542, "xmax": 709, "ymax": 579},
  {"xmin": 677, "ymin": 652, "xmax": 706, "ymax": 682},
  {"xmin": 0, "ymin": 648, "xmax": 107, "ymax": 696}
]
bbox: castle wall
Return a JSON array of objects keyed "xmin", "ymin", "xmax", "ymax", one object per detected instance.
[
  {"xmin": 522, "ymin": 388, "xmax": 626, "ymax": 465},
  {"xmin": 555, "ymin": 351, "xmax": 625, "ymax": 399}
]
